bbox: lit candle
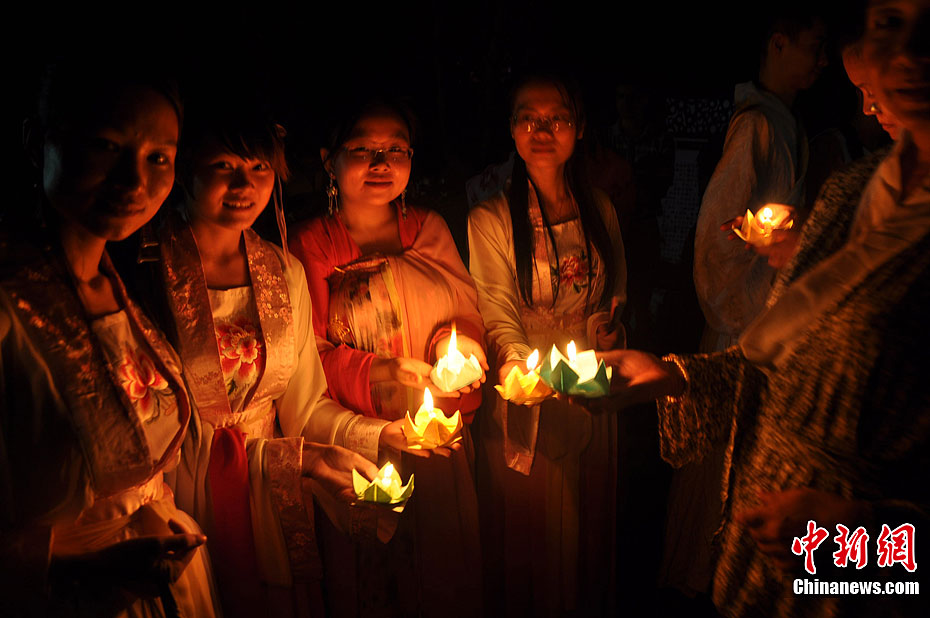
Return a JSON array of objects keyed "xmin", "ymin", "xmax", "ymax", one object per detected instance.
[
  {"xmin": 353, "ymin": 461, "xmax": 414, "ymax": 505},
  {"xmin": 402, "ymin": 387, "xmax": 463, "ymax": 449},
  {"xmin": 733, "ymin": 204, "xmax": 795, "ymax": 247},
  {"xmin": 495, "ymin": 348, "xmax": 554, "ymax": 405},
  {"xmin": 430, "ymin": 324, "xmax": 483, "ymax": 392},
  {"xmin": 539, "ymin": 340, "xmax": 612, "ymax": 398},
  {"xmin": 379, "ymin": 463, "xmax": 394, "ymax": 490}
]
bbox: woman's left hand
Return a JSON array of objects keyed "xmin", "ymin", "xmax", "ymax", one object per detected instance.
[
  {"xmin": 435, "ymin": 332, "xmax": 489, "ymax": 395},
  {"xmin": 736, "ymin": 488, "xmax": 871, "ymax": 571}
]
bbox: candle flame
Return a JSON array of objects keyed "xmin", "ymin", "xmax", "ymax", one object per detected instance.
[
  {"xmin": 527, "ymin": 349, "xmax": 540, "ymax": 371},
  {"xmin": 759, "ymin": 207, "xmax": 773, "ymax": 223},
  {"xmin": 380, "ymin": 463, "xmax": 394, "ymax": 488},
  {"xmin": 423, "ymin": 387, "xmax": 433, "ymax": 410},
  {"xmin": 449, "ymin": 326, "xmax": 457, "ymax": 354},
  {"xmin": 567, "ymin": 340, "xmax": 577, "ymax": 364}
]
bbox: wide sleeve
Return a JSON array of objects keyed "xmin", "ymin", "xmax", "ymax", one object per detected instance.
[
  {"xmin": 288, "ymin": 219, "xmax": 378, "ymax": 417},
  {"xmin": 656, "ymin": 346, "xmax": 764, "ymax": 468},
  {"xmin": 277, "ymin": 255, "xmax": 387, "ymax": 464},
  {"xmin": 467, "ymin": 196, "xmax": 533, "ymax": 367},
  {"xmin": 410, "ymin": 210, "xmax": 486, "ymax": 418},
  {"xmin": 693, "ymin": 111, "xmax": 778, "ymax": 341},
  {"xmin": 0, "ymin": 296, "xmax": 92, "ymax": 608}
]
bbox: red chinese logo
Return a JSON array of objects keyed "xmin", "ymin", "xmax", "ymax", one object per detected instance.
[
  {"xmin": 876, "ymin": 523, "xmax": 917, "ymax": 572},
  {"xmin": 833, "ymin": 525, "xmax": 869, "ymax": 569},
  {"xmin": 792, "ymin": 520, "xmax": 829, "ymax": 575}
]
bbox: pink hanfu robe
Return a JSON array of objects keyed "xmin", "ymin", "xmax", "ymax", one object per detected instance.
[{"xmin": 290, "ymin": 204, "xmax": 484, "ymax": 617}]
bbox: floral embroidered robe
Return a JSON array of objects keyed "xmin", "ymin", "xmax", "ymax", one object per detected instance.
[
  {"xmin": 0, "ymin": 240, "xmax": 218, "ymax": 617},
  {"xmin": 290, "ymin": 204, "xmax": 485, "ymax": 617},
  {"xmin": 155, "ymin": 215, "xmax": 353, "ymax": 617},
  {"xmin": 467, "ymin": 186, "xmax": 627, "ymax": 616}
]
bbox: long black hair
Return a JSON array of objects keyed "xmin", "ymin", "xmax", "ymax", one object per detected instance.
[{"xmin": 507, "ymin": 74, "xmax": 616, "ymax": 310}]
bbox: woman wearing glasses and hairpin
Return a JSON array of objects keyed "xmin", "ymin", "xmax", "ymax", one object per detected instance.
[
  {"xmin": 467, "ymin": 74, "xmax": 627, "ymax": 615},
  {"xmin": 289, "ymin": 98, "xmax": 486, "ymax": 616}
]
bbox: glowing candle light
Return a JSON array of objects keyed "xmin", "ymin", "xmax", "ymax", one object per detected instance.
[
  {"xmin": 527, "ymin": 349, "xmax": 539, "ymax": 371},
  {"xmin": 733, "ymin": 203, "xmax": 795, "ymax": 247},
  {"xmin": 495, "ymin": 348, "xmax": 554, "ymax": 405},
  {"xmin": 430, "ymin": 324, "xmax": 483, "ymax": 392},
  {"xmin": 402, "ymin": 387, "xmax": 463, "ymax": 449},
  {"xmin": 353, "ymin": 461, "xmax": 414, "ymax": 505},
  {"xmin": 539, "ymin": 341, "xmax": 612, "ymax": 398}
]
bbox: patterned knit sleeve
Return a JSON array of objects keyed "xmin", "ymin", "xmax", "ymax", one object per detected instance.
[{"xmin": 656, "ymin": 346, "xmax": 765, "ymax": 468}]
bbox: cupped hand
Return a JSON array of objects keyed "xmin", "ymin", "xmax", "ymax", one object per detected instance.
[
  {"xmin": 736, "ymin": 488, "xmax": 870, "ymax": 571},
  {"xmin": 52, "ymin": 519, "xmax": 205, "ymax": 597},
  {"xmin": 434, "ymin": 332, "xmax": 489, "ymax": 395},
  {"xmin": 721, "ymin": 218, "xmax": 799, "ymax": 268},
  {"xmin": 596, "ymin": 349, "xmax": 686, "ymax": 407},
  {"xmin": 302, "ymin": 442, "xmax": 381, "ymax": 503},
  {"xmin": 754, "ymin": 228, "xmax": 800, "ymax": 268},
  {"xmin": 497, "ymin": 359, "xmax": 525, "ymax": 387},
  {"xmin": 379, "ymin": 418, "xmax": 454, "ymax": 458}
]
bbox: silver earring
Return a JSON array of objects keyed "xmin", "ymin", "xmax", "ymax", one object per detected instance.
[
  {"xmin": 327, "ymin": 174, "xmax": 339, "ymax": 215},
  {"xmin": 869, "ymin": 102, "xmax": 881, "ymax": 114},
  {"xmin": 400, "ymin": 190, "xmax": 407, "ymax": 219}
]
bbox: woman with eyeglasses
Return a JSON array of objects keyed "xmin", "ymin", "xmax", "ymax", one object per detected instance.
[
  {"xmin": 289, "ymin": 99, "xmax": 486, "ymax": 616},
  {"xmin": 116, "ymin": 92, "xmax": 381, "ymax": 618},
  {"xmin": 1, "ymin": 57, "xmax": 219, "ymax": 616},
  {"xmin": 467, "ymin": 74, "xmax": 627, "ymax": 615}
]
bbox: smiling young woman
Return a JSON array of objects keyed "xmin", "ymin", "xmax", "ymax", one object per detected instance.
[
  {"xmin": 1, "ymin": 57, "xmax": 220, "ymax": 616},
  {"xmin": 288, "ymin": 98, "xmax": 487, "ymax": 616},
  {"xmin": 467, "ymin": 73, "xmax": 627, "ymax": 616},
  {"xmin": 117, "ymin": 93, "xmax": 380, "ymax": 618}
]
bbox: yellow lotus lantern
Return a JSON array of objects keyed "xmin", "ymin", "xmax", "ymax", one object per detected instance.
[
  {"xmin": 402, "ymin": 387, "xmax": 463, "ymax": 449},
  {"xmin": 733, "ymin": 203, "xmax": 795, "ymax": 247},
  {"xmin": 430, "ymin": 325, "xmax": 483, "ymax": 392},
  {"xmin": 495, "ymin": 348, "xmax": 554, "ymax": 405},
  {"xmin": 353, "ymin": 461, "xmax": 414, "ymax": 505}
]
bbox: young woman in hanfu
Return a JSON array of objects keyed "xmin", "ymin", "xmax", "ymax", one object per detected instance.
[
  {"xmin": 467, "ymin": 75, "xmax": 627, "ymax": 616},
  {"xmin": 140, "ymin": 99, "xmax": 379, "ymax": 618},
  {"xmin": 289, "ymin": 99, "xmax": 487, "ymax": 617},
  {"xmin": 0, "ymin": 60, "xmax": 219, "ymax": 616}
]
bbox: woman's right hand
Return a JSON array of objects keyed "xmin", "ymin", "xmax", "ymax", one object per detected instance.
[
  {"xmin": 302, "ymin": 442, "xmax": 380, "ymax": 503},
  {"xmin": 596, "ymin": 349, "xmax": 686, "ymax": 406},
  {"xmin": 51, "ymin": 519, "xmax": 205, "ymax": 597},
  {"xmin": 497, "ymin": 360, "xmax": 524, "ymax": 386},
  {"xmin": 370, "ymin": 356, "xmax": 433, "ymax": 389},
  {"xmin": 378, "ymin": 418, "xmax": 456, "ymax": 458}
]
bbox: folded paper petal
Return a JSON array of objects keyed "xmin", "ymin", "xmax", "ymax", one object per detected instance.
[
  {"xmin": 733, "ymin": 205, "xmax": 795, "ymax": 248},
  {"xmin": 538, "ymin": 344, "xmax": 612, "ymax": 398},
  {"xmin": 494, "ymin": 365, "xmax": 554, "ymax": 405},
  {"xmin": 353, "ymin": 464, "xmax": 415, "ymax": 505},
  {"xmin": 430, "ymin": 353, "xmax": 484, "ymax": 392},
  {"xmin": 402, "ymin": 409, "xmax": 463, "ymax": 449}
]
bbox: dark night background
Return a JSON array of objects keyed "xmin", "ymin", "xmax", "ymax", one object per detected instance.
[{"xmin": 13, "ymin": 0, "xmax": 858, "ymax": 355}]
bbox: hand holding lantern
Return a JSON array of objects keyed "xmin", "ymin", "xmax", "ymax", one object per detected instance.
[
  {"xmin": 353, "ymin": 461, "xmax": 414, "ymax": 505},
  {"xmin": 402, "ymin": 387, "xmax": 463, "ymax": 449},
  {"xmin": 539, "ymin": 340, "xmax": 612, "ymax": 398},
  {"xmin": 731, "ymin": 204, "xmax": 795, "ymax": 248},
  {"xmin": 430, "ymin": 326, "xmax": 485, "ymax": 393},
  {"xmin": 495, "ymin": 349, "xmax": 554, "ymax": 405}
]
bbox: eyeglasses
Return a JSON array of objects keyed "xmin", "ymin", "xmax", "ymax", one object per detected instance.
[
  {"xmin": 511, "ymin": 113, "xmax": 575, "ymax": 133},
  {"xmin": 343, "ymin": 146, "xmax": 414, "ymax": 163}
]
